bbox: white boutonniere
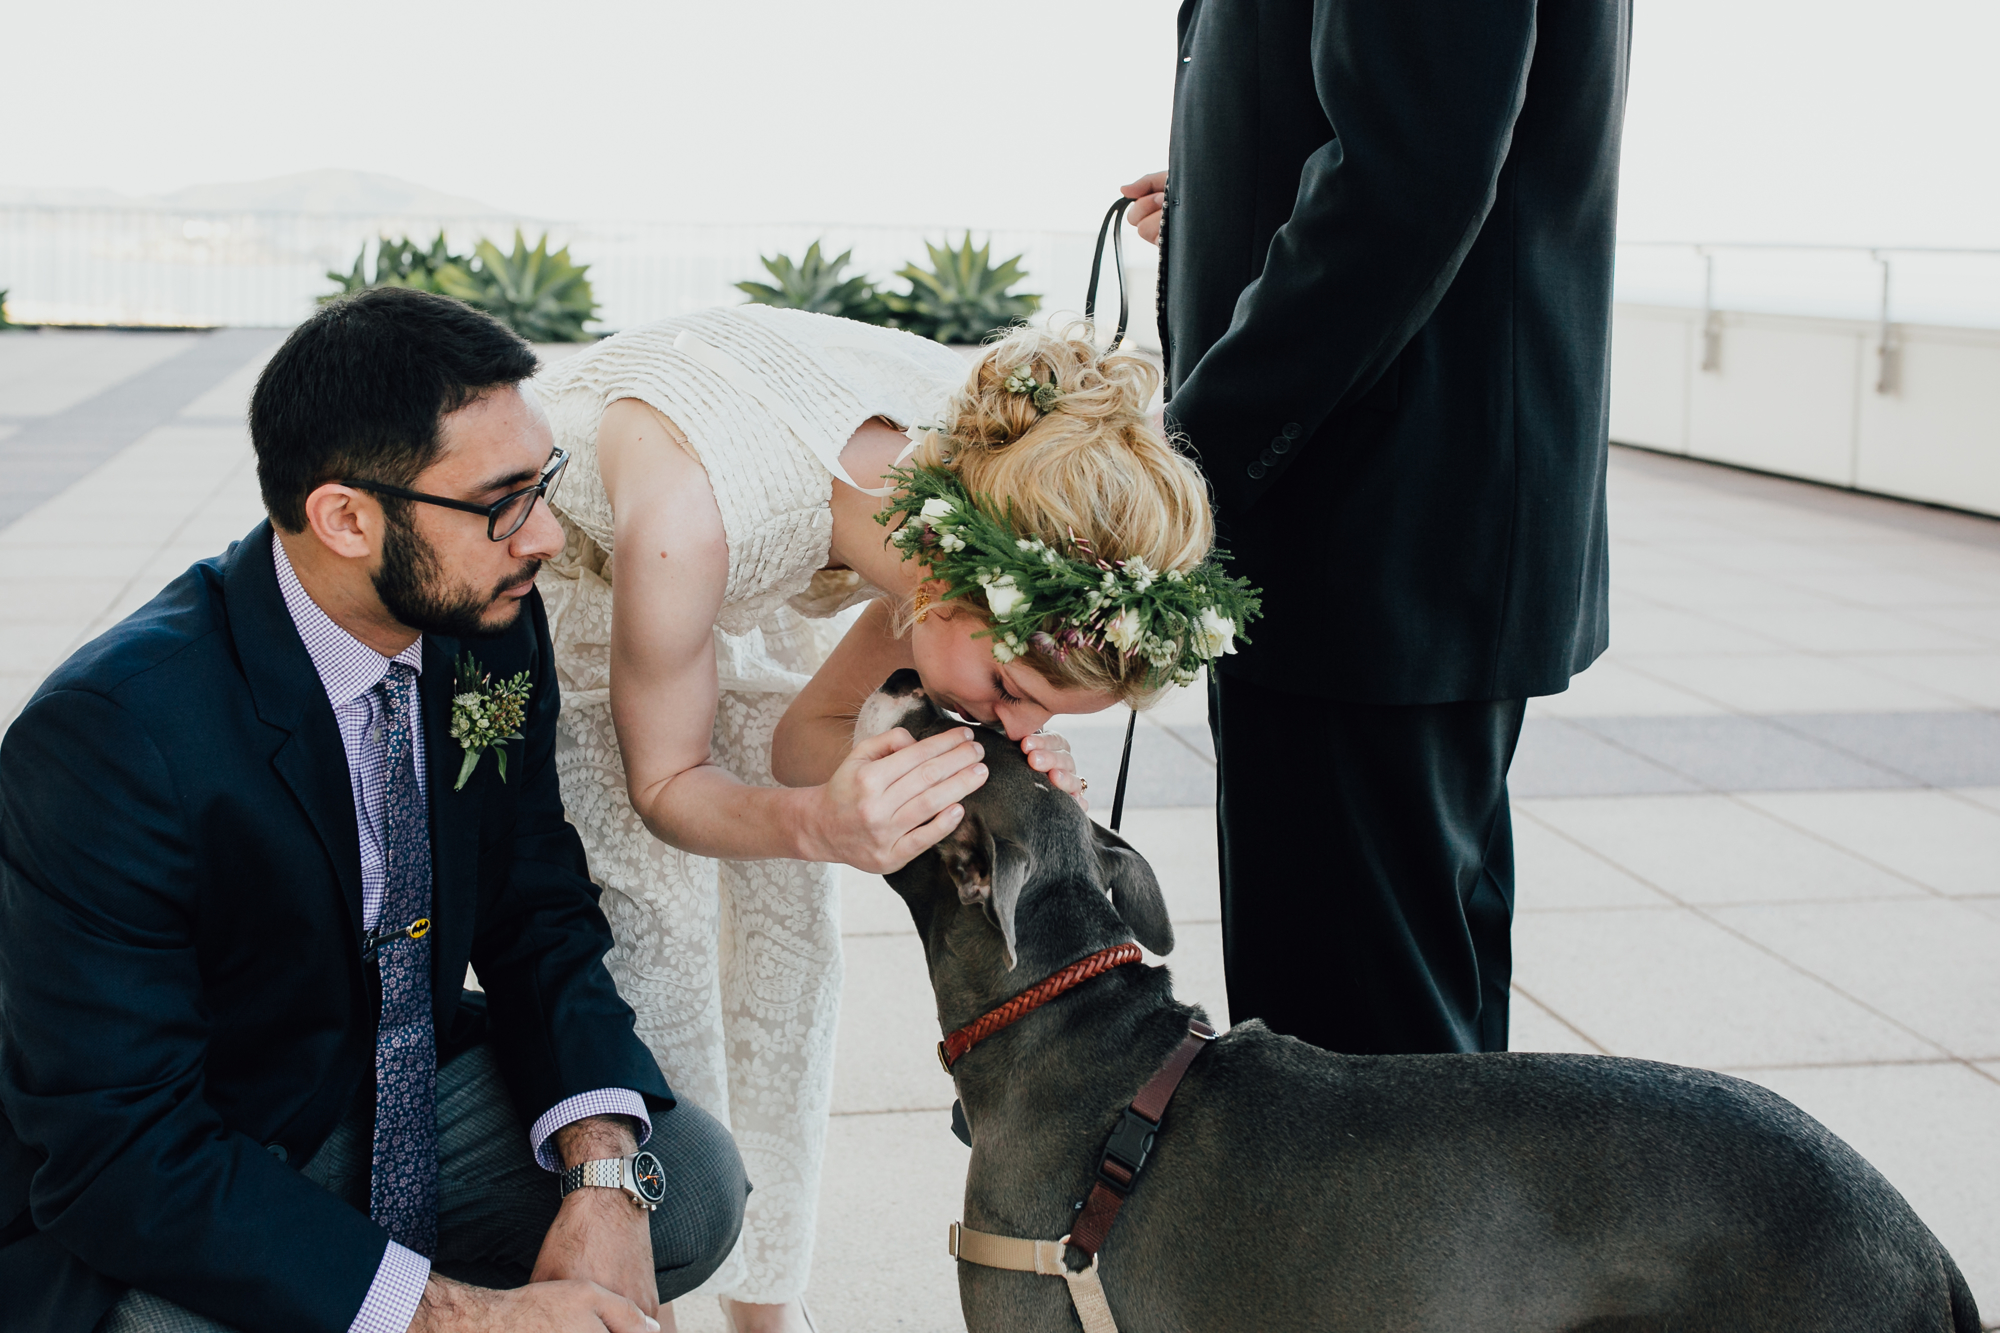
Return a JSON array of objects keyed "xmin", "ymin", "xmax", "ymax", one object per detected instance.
[{"xmin": 450, "ymin": 653, "xmax": 531, "ymax": 790}]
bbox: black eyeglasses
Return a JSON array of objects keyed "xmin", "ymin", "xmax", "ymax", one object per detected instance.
[{"xmin": 343, "ymin": 446, "xmax": 569, "ymax": 542}]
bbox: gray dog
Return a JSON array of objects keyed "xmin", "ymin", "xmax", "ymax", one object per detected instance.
[{"xmin": 858, "ymin": 672, "xmax": 1980, "ymax": 1333}]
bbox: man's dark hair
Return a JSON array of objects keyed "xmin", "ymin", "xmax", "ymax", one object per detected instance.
[{"xmin": 251, "ymin": 287, "xmax": 539, "ymax": 532}]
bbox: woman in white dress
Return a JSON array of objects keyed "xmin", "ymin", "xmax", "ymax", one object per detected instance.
[{"xmin": 533, "ymin": 310, "xmax": 1235, "ymax": 1332}]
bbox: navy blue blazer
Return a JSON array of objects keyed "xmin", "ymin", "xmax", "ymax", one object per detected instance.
[
  {"xmin": 1160, "ymin": 0, "xmax": 1630, "ymax": 703},
  {"xmin": 0, "ymin": 524, "xmax": 672, "ymax": 1333}
]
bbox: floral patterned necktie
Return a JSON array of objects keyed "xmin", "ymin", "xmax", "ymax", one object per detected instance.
[{"xmin": 370, "ymin": 662, "xmax": 438, "ymax": 1256}]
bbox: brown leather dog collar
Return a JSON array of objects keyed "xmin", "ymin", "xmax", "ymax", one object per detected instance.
[{"xmin": 937, "ymin": 942, "xmax": 1145, "ymax": 1072}]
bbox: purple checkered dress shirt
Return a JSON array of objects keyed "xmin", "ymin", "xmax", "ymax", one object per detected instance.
[{"xmin": 274, "ymin": 535, "xmax": 650, "ymax": 1333}]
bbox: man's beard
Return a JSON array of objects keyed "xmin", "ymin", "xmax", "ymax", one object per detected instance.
[{"xmin": 374, "ymin": 513, "xmax": 540, "ymax": 640}]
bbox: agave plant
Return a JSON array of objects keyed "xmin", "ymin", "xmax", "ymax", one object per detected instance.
[
  {"xmin": 432, "ymin": 231, "xmax": 600, "ymax": 343},
  {"xmin": 736, "ymin": 241, "xmax": 890, "ymax": 324},
  {"xmin": 885, "ymin": 234, "xmax": 1040, "ymax": 344},
  {"xmin": 321, "ymin": 232, "xmax": 458, "ymax": 299}
]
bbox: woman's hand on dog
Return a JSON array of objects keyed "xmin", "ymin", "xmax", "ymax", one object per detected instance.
[
  {"xmin": 1021, "ymin": 731, "xmax": 1087, "ymax": 810},
  {"xmin": 807, "ymin": 725, "xmax": 988, "ymax": 873}
]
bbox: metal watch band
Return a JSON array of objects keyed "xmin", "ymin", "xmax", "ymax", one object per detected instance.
[
  {"xmin": 559, "ymin": 1158, "xmax": 629, "ymax": 1197},
  {"xmin": 559, "ymin": 1152, "xmax": 661, "ymax": 1211}
]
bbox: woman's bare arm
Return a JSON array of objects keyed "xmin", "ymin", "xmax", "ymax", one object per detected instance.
[
  {"xmin": 600, "ymin": 399, "xmax": 985, "ymax": 870},
  {"xmin": 771, "ymin": 601, "xmax": 916, "ymax": 788}
]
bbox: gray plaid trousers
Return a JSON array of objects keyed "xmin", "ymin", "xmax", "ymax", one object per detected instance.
[{"xmin": 95, "ymin": 1041, "xmax": 746, "ymax": 1332}]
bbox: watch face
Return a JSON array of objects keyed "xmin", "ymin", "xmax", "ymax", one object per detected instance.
[{"xmin": 631, "ymin": 1151, "xmax": 667, "ymax": 1205}]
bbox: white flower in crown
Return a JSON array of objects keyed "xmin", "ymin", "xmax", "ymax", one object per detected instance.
[
  {"xmin": 981, "ymin": 573, "xmax": 1028, "ymax": 619},
  {"xmin": 1124, "ymin": 556, "xmax": 1158, "ymax": 592},
  {"xmin": 920, "ymin": 497, "xmax": 956, "ymax": 522},
  {"xmin": 1195, "ymin": 607, "xmax": 1238, "ymax": 658},
  {"xmin": 1105, "ymin": 606, "xmax": 1145, "ymax": 652},
  {"xmin": 937, "ymin": 532, "xmax": 966, "ymax": 552}
]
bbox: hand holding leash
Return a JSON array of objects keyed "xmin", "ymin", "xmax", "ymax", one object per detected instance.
[{"xmin": 1119, "ymin": 172, "xmax": 1167, "ymax": 246}]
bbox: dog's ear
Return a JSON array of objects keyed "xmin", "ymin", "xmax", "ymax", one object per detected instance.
[
  {"xmin": 1090, "ymin": 822, "xmax": 1174, "ymax": 956},
  {"xmin": 936, "ymin": 812, "xmax": 1034, "ymax": 971}
]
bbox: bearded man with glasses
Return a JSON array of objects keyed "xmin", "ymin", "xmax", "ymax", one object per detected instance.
[{"xmin": 0, "ymin": 287, "xmax": 745, "ymax": 1333}]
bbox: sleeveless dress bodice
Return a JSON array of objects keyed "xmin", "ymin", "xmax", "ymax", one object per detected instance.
[{"xmin": 539, "ymin": 304, "xmax": 966, "ymax": 639}]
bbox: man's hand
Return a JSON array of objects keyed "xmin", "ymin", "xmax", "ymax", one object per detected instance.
[
  {"xmin": 1121, "ymin": 172, "xmax": 1168, "ymax": 245},
  {"xmin": 805, "ymin": 725, "xmax": 987, "ymax": 873},
  {"xmin": 409, "ymin": 1273, "xmax": 660, "ymax": 1333},
  {"xmin": 531, "ymin": 1116, "xmax": 659, "ymax": 1317}
]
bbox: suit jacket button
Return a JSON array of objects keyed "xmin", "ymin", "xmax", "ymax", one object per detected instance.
[
  {"xmin": 1281, "ymin": 422, "xmax": 1303, "ymax": 440},
  {"xmin": 266, "ymin": 1143, "xmax": 288, "ymax": 1163},
  {"xmin": 1270, "ymin": 437, "xmax": 1291, "ymax": 455},
  {"xmin": 1258, "ymin": 449, "xmax": 1277, "ymax": 466},
  {"xmin": 1247, "ymin": 462, "xmax": 1267, "ymax": 480}
]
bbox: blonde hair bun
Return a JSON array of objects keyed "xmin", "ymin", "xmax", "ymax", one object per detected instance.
[{"xmin": 912, "ymin": 324, "xmax": 1217, "ymax": 705}]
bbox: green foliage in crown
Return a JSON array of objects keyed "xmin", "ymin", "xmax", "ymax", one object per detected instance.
[{"xmin": 878, "ymin": 465, "xmax": 1261, "ymax": 688}]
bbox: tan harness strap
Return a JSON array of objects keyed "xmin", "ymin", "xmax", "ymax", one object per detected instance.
[
  {"xmin": 945, "ymin": 1017, "xmax": 1217, "ymax": 1333},
  {"xmin": 948, "ymin": 1221, "xmax": 1067, "ymax": 1276},
  {"xmin": 950, "ymin": 1223, "xmax": 1119, "ymax": 1333}
]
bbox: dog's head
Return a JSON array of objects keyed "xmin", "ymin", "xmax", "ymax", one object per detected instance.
[{"xmin": 861, "ymin": 670, "xmax": 1173, "ymax": 998}]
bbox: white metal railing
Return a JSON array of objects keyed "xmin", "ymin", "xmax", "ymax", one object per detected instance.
[
  {"xmin": 1613, "ymin": 242, "xmax": 2000, "ymax": 376},
  {"xmin": 0, "ymin": 206, "xmax": 1145, "ymax": 339}
]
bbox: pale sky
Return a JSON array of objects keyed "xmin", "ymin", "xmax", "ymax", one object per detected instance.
[{"xmin": 4, "ymin": 0, "xmax": 1997, "ymax": 246}]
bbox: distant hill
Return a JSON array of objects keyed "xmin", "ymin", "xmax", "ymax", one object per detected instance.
[{"xmin": 0, "ymin": 169, "xmax": 510, "ymax": 217}]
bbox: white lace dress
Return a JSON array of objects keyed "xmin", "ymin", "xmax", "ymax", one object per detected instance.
[{"xmin": 533, "ymin": 306, "xmax": 965, "ymax": 1303}]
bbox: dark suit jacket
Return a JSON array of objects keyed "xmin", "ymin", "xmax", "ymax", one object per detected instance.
[
  {"xmin": 1161, "ymin": 0, "xmax": 1630, "ymax": 702},
  {"xmin": 0, "ymin": 524, "xmax": 672, "ymax": 1333}
]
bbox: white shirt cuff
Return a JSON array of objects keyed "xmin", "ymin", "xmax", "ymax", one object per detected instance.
[
  {"xmin": 529, "ymin": 1088, "xmax": 654, "ymax": 1171},
  {"xmin": 347, "ymin": 1240, "xmax": 430, "ymax": 1333}
]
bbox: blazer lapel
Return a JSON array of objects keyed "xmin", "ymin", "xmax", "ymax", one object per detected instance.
[
  {"xmin": 223, "ymin": 523, "xmax": 366, "ymax": 945},
  {"xmin": 421, "ymin": 634, "xmax": 478, "ymax": 1011}
]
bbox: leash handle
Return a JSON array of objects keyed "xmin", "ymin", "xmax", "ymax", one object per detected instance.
[
  {"xmin": 1084, "ymin": 197, "xmax": 1134, "ymax": 352},
  {"xmin": 1108, "ymin": 707, "xmax": 1136, "ymax": 834}
]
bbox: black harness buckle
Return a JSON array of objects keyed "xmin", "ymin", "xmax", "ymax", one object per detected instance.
[{"xmin": 1096, "ymin": 1106, "xmax": 1159, "ymax": 1194}]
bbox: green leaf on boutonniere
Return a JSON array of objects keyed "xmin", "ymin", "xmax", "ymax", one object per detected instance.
[{"xmin": 450, "ymin": 652, "xmax": 531, "ymax": 791}]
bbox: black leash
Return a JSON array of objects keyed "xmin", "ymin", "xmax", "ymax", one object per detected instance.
[
  {"xmin": 1085, "ymin": 195, "xmax": 1139, "ymax": 835},
  {"xmin": 1083, "ymin": 196, "xmax": 1135, "ymax": 353},
  {"xmin": 1109, "ymin": 708, "xmax": 1136, "ymax": 834},
  {"xmin": 950, "ymin": 198, "xmax": 1142, "ymax": 1147}
]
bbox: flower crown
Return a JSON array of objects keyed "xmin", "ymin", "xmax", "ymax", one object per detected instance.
[{"xmin": 878, "ymin": 464, "xmax": 1262, "ymax": 687}]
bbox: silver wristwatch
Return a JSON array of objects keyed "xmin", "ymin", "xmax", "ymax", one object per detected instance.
[{"xmin": 558, "ymin": 1149, "xmax": 667, "ymax": 1211}]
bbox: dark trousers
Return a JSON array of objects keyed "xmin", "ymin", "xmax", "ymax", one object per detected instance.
[
  {"xmin": 1208, "ymin": 673, "xmax": 1526, "ymax": 1055},
  {"xmin": 96, "ymin": 1042, "xmax": 747, "ymax": 1332}
]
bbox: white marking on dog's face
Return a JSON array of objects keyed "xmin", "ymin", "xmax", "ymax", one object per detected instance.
[{"xmin": 854, "ymin": 689, "xmax": 927, "ymax": 744}]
